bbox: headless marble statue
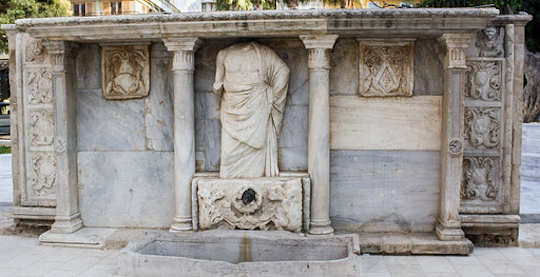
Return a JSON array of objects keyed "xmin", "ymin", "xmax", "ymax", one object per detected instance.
[{"xmin": 213, "ymin": 42, "xmax": 290, "ymax": 178}]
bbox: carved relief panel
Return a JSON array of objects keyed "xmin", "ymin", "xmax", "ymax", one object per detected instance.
[
  {"xmin": 19, "ymin": 36, "xmax": 58, "ymax": 207},
  {"xmin": 195, "ymin": 177, "xmax": 304, "ymax": 232},
  {"xmin": 101, "ymin": 45, "xmax": 150, "ymax": 100},
  {"xmin": 461, "ymin": 56, "xmax": 506, "ymax": 213},
  {"xmin": 357, "ymin": 40, "xmax": 414, "ymax": 97}
]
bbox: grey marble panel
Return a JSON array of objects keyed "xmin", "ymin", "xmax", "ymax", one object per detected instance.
[
  {"xmin": 194, "ymin": 39, "xmax": 308, "ymax": 172},
  {"xmin": 414, "ymin": 39, "xmax": 444, "ymax": 96},
  {"xmin": 145, "ymin": 43, "xmax": 174, "ymax": 151},
  {"xmin": 330, "ymin": 38, "xmax": 358, "ymax": 96},
  {"xmin": 75, "ymin": 44, "xmax": 101, "ymax": 90},
  {"xmin": 77, "ymin": 89, "xmax": 145, "ymax": 151},
  {"xmin": 78, "ymin": 151, "xmax": 174, "ymax": 228},
  {"xmin": 195, "ymin": 119, "xmax": 221, "ymax": 172},
  {"xmin": 330, "ymin": 150, "xmax": 440, "ymax": 233}
]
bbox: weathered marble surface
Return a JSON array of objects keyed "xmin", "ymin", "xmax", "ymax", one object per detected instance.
[
  {"xmin": 78, "ymin": 152, "xmax": 174, "ymax": 228},
  {"xmin": 145, "ymin": 43, "xmax": 173, "ymax": 152},
  {"xmin": 330, "ymin": 150, "xmax": 440, "ymax": 233},
  {"xmin": 414, "ymin": 39, "xmax": 444, "ymax": 96},
  {"xmin": 330, "ymin": 96, "xmax": 442, "ymax": 151},
  {"xmin": 77, "ymin": 89, "xmax": 146, "ymax": 151}
]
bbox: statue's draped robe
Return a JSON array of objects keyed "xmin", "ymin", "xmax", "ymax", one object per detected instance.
[{"xmin": 213, "ymin": 42, "xmax": 290, "ymax": 178}]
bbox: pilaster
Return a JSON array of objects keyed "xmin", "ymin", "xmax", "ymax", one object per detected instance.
[
  {"xmin": 42, "ymin": 40, "xmax": 82, "ymax": 234},
  {"xmin": 436, "ymin": 33, "xmax": 473, "ymax": 241}
]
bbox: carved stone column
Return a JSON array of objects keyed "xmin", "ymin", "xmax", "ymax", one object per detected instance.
[
  {"xmin": 300, "ymin": 34, "xmax": 338, "ymax": 235},
  {"xmin": 163, "ymin": 37, "xmax": 201, "ymax": 232},
  {"xmin": 436, "ymin": 33, "xmax": 473, "ymax": 241},
  {"xmin": 43, "ymin": 40, "xmax": 82, "ymax": 234}
]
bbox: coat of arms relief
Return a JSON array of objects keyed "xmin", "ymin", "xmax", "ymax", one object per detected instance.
[
  {"xmin": 101, "ymin": 45, "xmax": 150, "ymax": 100},
  {"xmin": 358, "ymin": 40, "xmax": 415, "ymax": 97}
]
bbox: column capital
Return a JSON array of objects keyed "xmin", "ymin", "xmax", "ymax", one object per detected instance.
[
  {"xmin": 439, "ymin": 33, "xmax": 473, "ymax": 69},
  {"xmin": 162, "ymin": 37, "xmax": 202, "ymax": 52},
  {"xmin": 42, "ymin": 40, "xmax": 78, "ymax": 70},
  {"xmin": 163, "ymin": 37, "xmax": 201, "ymax": 72},
  {"xmin": 299, "ymin": 34, "xmax": 339, "ymax": 49}
]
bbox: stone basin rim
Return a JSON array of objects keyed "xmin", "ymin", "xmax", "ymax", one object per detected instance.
[{"xmin": 122, "ymin": 230, "xmax": 360, "ymax": 265}]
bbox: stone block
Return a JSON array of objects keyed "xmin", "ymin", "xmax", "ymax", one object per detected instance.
[
  {"xmin": 77, "ymin": 89, "xmax": 145, "ymax": 151},
  {"xmin": 78, "ymin": 152, "xmax": 174, "ymax": 228},
  {"xmin": 330, "ymin": 150, "xmax": 440, "ymax": 233},
  {"xmin": 330, "ymin": 95, "xmax": 442, "ymax": 151}
]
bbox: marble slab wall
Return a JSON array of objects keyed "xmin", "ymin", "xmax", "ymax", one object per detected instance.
[
  {"xmin": 76, "ymin": 43, "xmax": 175, "ymax": 228},
  {"xmin": 75, "ymin": 39, "xmax": 444, "ymax": 229}
]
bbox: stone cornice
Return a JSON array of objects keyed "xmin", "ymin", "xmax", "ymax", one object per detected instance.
[{"xmin": 1, "ymin": 8, "xmax": 503, "ymax": 41}]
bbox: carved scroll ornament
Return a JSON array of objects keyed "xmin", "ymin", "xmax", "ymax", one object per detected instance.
[
  {"xmin": 197, "ymin": 178, "xmax": 302, "ymax": 232},
  {"xmin": 27, "ymin": 70, "xmax": 53, "ymax": 104},
  {"xmin": 31, "ymin": 152, "xmax": 56, "ymax": 195},
  {"xmin": 102, "ymin": 45, "xmax": 150, "ymax": 100},
  {"xmin": 461, "ymin": 156, "xmax": 498, "ymax": 201},
  {"xmin": 464, "ymin": 107, "xmax": 501, "ymax": 149},
  {"xmin": 358, "ymin": 40, "xmax": 414, "ymax": 97},
  {"xmin": 30, "ymin": 111, "xmax": 54, "ymax": 146},
  {"xmin": 467, "ymin": 60, "xmax": 503, "ymax": 101}
]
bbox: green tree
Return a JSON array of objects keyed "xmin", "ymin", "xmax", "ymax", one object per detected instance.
[{"xmin": 0, "ymin": 0, "xmax": 71, "ymax": 53}]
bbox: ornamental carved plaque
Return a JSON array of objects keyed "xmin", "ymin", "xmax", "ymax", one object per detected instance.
[
  {"xmin": 358, "ymin": 40, "xmax": 414, "ymax": 97},
  {"xmin": 31, "ymin": 152, "xmax": 56, "ymax": 196},
  {"xmin": 27, "ymin": 70, "xmax": 53, "ymax": 104},
  {"xmin": 466, "ymin": 60, "xmax": 503, "ymax": 102},
  {"xmin": 461, "ymin": 156, "xmax": 499, "ymax": 201},
  {"xmin": 30, "ymin": 110, "xmax": 54, "ymax": 146},
  {"xmin": 196, "ymin": 178, "xmax": 303, "ymax": 232},
  {"xmin": 464, "ymin": 107, "xmax": 501, "ymax": 150},
  {"xmin": 101, "ymin": 45, "xmax": 149, "ymax": 100}
]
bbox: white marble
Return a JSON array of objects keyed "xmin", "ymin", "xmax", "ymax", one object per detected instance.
[{"xmin": 78, "ymin": 151, "xmax": 174, "ymax": 228}]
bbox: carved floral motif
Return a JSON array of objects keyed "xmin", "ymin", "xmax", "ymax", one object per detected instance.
[
  {"xmin": 197, "ymin": 178, "xmax": 303, "ymax": 232},
  {"xmin": 461, "ymin": 156, "xmax": 498, "ymax": 201},
  {"xmin": 27, "ymin": 70, "xmax": 53, "ymax": 104},
  {"xmin": 102, "ymin": 45, "xmax": 150, "ymax": 100},
  {"xmin": 467, "ymin": 60, "xmax": 503, "ymax": 101},
  {"xmin": 31, "ymin": 152, "xmax": 56, "ymax": 195},
  {"xmin": 358, "ymin": 41, "xmax": 414, "ymax": 97},
  {"xmin": 449, "ymin": 139, "xmax": 463, "ymax": 156},
  {"xmin": 476, "ymin": 27, "xmax": 504, "ymax": 57},
  {"xmin": 30, "ymin": 111, "xmax": 54, "ymax": 146},
  {"xmin": 464, "ymin": 107, "xmax": 500, "ymax": 149}
]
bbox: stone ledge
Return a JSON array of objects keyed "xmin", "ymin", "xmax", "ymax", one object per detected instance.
[{"xmin": 353, "ymin": 232, "xmax": 473, "ymax": 255}]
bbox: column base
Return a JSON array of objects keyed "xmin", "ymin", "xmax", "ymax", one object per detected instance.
[
  {"xmin": 309, "ymin": 219, "xmax": 334, "ymax": 235},
  {"xmin": 50, "ymin": 213, "xmax": 83, "ymax": 234},
  {"xmin": 169, "ymin": 217, "xmax": 193, "ymax": 232},
  {"xmin": 436, "ymin": 221, "xmax": 465, "ymax": 241}
]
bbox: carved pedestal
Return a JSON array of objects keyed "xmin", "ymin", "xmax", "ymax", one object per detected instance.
[{"xmin": 193, "ymin": 176, "xmax": 310, "ymax": 232}]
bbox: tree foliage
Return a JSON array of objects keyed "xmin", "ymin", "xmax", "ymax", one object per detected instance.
[{"xmin": 0, "ymin": 0, "xmax": 71, "ymax": 53}]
